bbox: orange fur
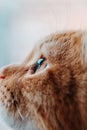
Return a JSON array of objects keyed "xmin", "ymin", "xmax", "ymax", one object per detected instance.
[{"xmin": 0, "ymin": 31, "xmax": 87, "ymax": 130}]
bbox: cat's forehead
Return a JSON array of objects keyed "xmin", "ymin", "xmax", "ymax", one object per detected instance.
[
  {"xmin": 25, "ymin": 39, "xmax": 57, "ymax": 65},
  {"xmin": 24, "ymin": 31, "xmax": 83, "ymax": 66}
]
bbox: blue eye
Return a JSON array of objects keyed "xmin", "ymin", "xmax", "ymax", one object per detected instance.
[
  {"xmin": 34, "ymin": 58, "xmax": 45, "ymax": 72},
  {"xmin": 37, "ymin": 58, "xmax": 45, "ymax": 65}
]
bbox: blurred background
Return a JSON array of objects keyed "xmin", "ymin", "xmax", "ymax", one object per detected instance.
[{"xmin": 0, "ymin": 0, "xmax": 87, "ymax": 129}]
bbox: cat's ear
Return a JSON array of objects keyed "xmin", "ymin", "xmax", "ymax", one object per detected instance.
[{"xmin": 82, "ymin": 32, "xmax": 87, "ymax": 65}]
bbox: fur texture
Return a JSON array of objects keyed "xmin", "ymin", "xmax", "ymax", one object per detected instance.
[{"xmin": 0, "ymin": 31, "xmax": 87, "ymax": 130}]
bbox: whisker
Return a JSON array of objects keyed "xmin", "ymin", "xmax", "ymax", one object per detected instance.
[{"xmin": 16, "ymin": 104, "xmax": 24, "ymax": 121}]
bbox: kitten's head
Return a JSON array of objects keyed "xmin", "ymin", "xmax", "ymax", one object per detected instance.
[{"xmin": 0, "ymin": 31, "xmax": 87, "ymax": 130}]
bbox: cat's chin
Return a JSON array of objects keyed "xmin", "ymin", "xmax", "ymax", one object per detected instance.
[{"xmin": 0, "ymin": 103, "xmax": 37, "ymax": 130}]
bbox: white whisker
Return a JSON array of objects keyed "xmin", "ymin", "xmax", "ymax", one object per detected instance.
[{"xmin": 16, "ymin": 105, "xmax": 24, "ymax": 121}]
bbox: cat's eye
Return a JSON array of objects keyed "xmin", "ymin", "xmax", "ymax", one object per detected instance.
[{"xmin": 34, "ymin": 58, "xmax": 45, "ymax": 72}]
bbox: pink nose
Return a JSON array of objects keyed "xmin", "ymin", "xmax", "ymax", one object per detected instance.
[
  {"xmin": 0, "ymin": 76, "xmax": 5, "ymax": 79},
  {"xmin": 0, "ymin": 67, "xmax": 5, "ymax": 79}
]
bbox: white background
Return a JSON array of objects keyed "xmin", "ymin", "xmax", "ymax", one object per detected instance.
[{"xmin": 0, "ymin": 0, "xmax": 87, "ymax": 129}]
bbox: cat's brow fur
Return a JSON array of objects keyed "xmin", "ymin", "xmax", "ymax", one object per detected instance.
[{"xmin": 0, "ymin": 31, "xmax": 87, "ymax": 130}]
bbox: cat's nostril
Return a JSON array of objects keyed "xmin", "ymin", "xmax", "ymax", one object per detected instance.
[{"xmin": 0, "ymin": 75, "xmax": 5, "ymax": 79}]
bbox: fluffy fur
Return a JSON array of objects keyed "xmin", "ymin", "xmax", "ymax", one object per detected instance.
[{"xmin": 0, "ymin": 31, "xmax": 87, "ymax": 130}]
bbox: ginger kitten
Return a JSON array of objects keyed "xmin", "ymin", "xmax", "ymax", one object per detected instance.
[{"xmin": 0, "ymin": 31, "xmax": 87, "ymax": 130}]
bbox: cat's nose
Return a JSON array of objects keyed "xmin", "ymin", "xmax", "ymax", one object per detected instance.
[
  {"xmin": 0, "ymin": 68, "xmax": 5, "ymax": 79},
  {"xmin": 0, "ymin": 64, "xmax": 14, "ymax": 79},
  {"xmin": 0, "ymin": 64, "xmax": 20, "ymax": 79}
]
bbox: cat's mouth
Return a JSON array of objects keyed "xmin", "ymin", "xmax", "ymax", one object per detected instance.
[
  {"xmin": 0, "ymin": 103, "xmax": 37, "ymax": 130},
  {"xmin": 0, "ymin": 81, "xmax": 27, "ymax": 130},
  {"xmin": 0, "ymin": 76, "xmax": 38, "ymax": 130}
]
